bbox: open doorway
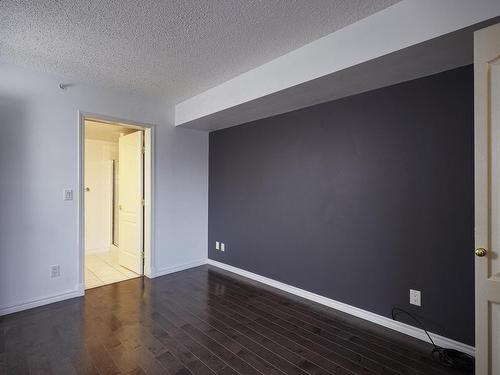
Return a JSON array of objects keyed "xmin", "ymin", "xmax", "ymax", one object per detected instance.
[{"xmin": 81, "ymin": 116, "xmax": 153, "ymax": 289}]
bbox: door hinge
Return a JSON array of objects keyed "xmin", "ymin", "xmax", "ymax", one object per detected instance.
[
  {"xmin": 141, "ymin": 250, "xmax": 145, "ymax": 258},
  {"xmin": 141, "ymin": 199, "xmax": 145, "ymax": 206},
  {"xmin": 142, "ymin": 146, "xmax": 145, "ymax": 154}
]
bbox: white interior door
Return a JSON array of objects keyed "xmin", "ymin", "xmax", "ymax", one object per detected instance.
[
  {"xmin": 84, "ymin": 160, "xmax": 113, "ymax": 252},
  {"xmin": 475, "ymin": 22, "xmax": 500, "ymax": 375},
  {"xmin": 118, "ymin": 130, "xmax": 144, "ymax": 274}
]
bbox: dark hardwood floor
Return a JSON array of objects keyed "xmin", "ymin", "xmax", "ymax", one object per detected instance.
[{"xmin": 0, "ymin": 265, "xmax": 470, "ymax": 375}]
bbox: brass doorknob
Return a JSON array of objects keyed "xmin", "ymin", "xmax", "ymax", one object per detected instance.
[{"xmin": 475, "ymin": 248, "xmax": 487, "ymax": 257}]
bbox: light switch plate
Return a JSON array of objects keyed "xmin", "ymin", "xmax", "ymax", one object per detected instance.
[
  {"xmin": 63, "ymin": 189, "xmax": 73, "ymax": 201},
  {"xmin": 51, "ymin": 265, "xmax": 60, "ymax": 278}
]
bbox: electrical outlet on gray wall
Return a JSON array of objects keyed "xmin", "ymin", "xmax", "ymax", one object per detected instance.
[{"xmin": 410, "ymin": 289, "xmax": 421, "ymax": 306}]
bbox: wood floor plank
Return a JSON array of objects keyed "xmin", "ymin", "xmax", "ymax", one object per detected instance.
[
  {"xmin": 191, "ymin": 268, "xmax": 462, "ymax": 375},
  {"xmin": 87, "ymin": 343, "xmax": 122, "ymax": 375},
  {"xmin": 181, "ymin": 322, "xmax": 264, "ymax": 375},
  {"xmin": 149, "ymin": 321, "xmax": 216, "ymax": 375},
  {"xmin": 167, "ymin": 298, "xmax": 313, "ymax": 375},
  {"xmin": 199, "ymin": 268, "xmax": 442, "ymax": 369},
  {"xmin": 0, "ymin": 327, "xmax": 5, "ymax": 354},
  {"xmin": 156, "ymin": 350, "xmax": 193, "ymax": 375},
  {"xmin": 129, "ymin": 345, "xmax": 170, "ymax": 375},
  {"xmin": 160, "ymin": 286, "xmax": 357, "ymax": 375},
  {"xmin": 181, "ymin": 268, "xmax": 467, "ymax": 375},
  {"xmin": 158, "ymin": 297, "xmax": 301, "ymax": 375},
  {"xmin": 0, "ymin": 266, "xmax": 470, "ymax": 375},
  {"xmin": 164, "ymin": 275, "xmax": 376, "ymax": 375},
  {"xmin": 199, "ymin": 268, "xmax": 446, "ymax": 360},
  {"xmin": 174, "ymin": 274, "xmax": 388, "ymax": 373},
  {"xmin": 150, "ymin": 311, "xmax": 231, "ymax": 374},
  {"xmin": 191, "ymin": 274, "xmax": 422, "ymax": 375},
  {"xmin": 49, "ymin": 357, "xmax": 79, "ymax": 375},
  {"xmin": 156, "ymin": 301, "xmax": 267, "ymax": 375}
]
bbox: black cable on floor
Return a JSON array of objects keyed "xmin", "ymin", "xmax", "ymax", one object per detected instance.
[{"xmin": 391, "ymin": 307, "xmax": 474, "ymax": 374}]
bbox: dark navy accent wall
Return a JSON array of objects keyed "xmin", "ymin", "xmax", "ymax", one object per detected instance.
[{"xmin": 208, "ymin": 66, "xmax": 474, "ymax": 345}]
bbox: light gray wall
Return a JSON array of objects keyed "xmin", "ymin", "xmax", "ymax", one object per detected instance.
[{"xmin": 0, "ymin": 62, "xmax": 208, "ymax": 314}]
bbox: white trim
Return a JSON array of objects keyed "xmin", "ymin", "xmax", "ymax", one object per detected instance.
[
  {"xmin": 175, "ymin": 0, "xmax": 500, "ymax": 129},
  {"xmin": 144, "ymin": 126, "xmax": 154, "ymax": 278},
  {"xmin": 206, "ymin": 259, "xmax": 475, "ymax": 356},
  {"xmin": 152, "ymin": 259, "xmax": 207, "ymax": 278},
  {"xmin": 78, "ymin": 112, "xmax": 156, "ymax": 288},
  {"xmin": 0, "ymin": 286, "xmax": 84, "ymax": 316}
]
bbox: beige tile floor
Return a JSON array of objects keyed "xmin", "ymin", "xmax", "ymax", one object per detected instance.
[{"xmin": 85, "ymin": 250, "xmax": 140, "ymax": 289}]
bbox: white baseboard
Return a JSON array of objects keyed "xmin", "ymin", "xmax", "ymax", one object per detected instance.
[
  {"xmin": 0, "ymin": 257, "xmax": 206, "ymax": 315},
  {"xmin": 152, "ymin": 258, "xmax": 207, "ymax": 278},
  {"xmin": 1, "ymin": 258, "xmax": 475, "ymax": 357},
  {"xmin": 144, "ymin": 267, "xmax": 154, "ymax": 279},
  {"xmin": 0, "ymin": 286, "xmax": 85, "ymax": 316},
  {"xmin": 206, "ymin": 259, "xmax": 475, "ymax": 356}
]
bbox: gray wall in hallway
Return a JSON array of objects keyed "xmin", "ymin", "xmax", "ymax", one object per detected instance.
[{"xmin": 208, "ymin": 66, "xmax": 474, "ymax": 345}]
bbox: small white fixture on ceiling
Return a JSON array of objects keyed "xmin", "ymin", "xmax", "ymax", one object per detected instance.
[{"xmin": 59, "ymin": 83, "xmax": 74, "ymax": 90}]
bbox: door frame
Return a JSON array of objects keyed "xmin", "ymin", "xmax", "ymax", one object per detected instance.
[
  {"xmin": 474, "ymin": 23, "xmax": 500, "ymax": 373},
  {"xmin": 78, "ymin": 111, "xmax": 156, "ymax": 292}
]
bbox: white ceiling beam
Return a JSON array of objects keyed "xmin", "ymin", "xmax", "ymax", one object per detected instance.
[{"xmin": 175, "ymin": 0, "xmax": 500, "ymax": 130}]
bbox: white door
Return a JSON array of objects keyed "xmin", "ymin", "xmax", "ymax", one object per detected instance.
[
  {"xmin": 475, "ymin": 22, "xmax": 500, "ymax": 375},
  {"xmin": 84, "ymin": 160, "xmax": 113, "ymax": 252},
  {"xmin": 118, "ymin": 131, "xmax": 144, "ymax": 274}
]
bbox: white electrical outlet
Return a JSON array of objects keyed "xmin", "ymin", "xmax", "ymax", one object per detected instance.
[
  {"xmin": 63, "ymin": 189, "xmax": 73, "ymax": 201},
  {"xmin": 51, "ymin": 265, "xmax": 61, "ymax": 278},
  {"xmin": 410, "ymin": 289, "xmax": 421, "ymax": 306},
  {"xmin": 221, "ymin": 243, "xmax": 225, "ymax": 252},
  {"xmin": 216, "ymin": 241, "xmax": 220, "ymax": 250}
]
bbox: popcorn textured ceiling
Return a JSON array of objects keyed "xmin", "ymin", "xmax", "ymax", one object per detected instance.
[{"xmin": 0, "ymin": 0, "xmax": 400, "ymax": 102}]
